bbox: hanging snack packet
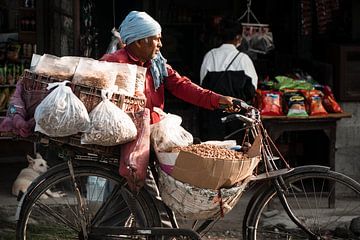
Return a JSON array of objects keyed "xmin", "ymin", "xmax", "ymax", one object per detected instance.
[
  {"xmin": 283, "ymin": 90, "xmax": 308, "ymax": 117},
  {"xmin": 34, "ymin": 81, "xmax": 90, "ymax": 137},
  {"xmin": 81, "ymin": 90, "xmax": 137, "ymax": 146}
]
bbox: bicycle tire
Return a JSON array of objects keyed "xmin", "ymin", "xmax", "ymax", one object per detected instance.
[
  {"xmin": 243, "ymin": 165, "xmax": 360, "ymax": 240},
  {"xmin": 16, "ymin": 160, "xmax": 162, "ymax": 240}
]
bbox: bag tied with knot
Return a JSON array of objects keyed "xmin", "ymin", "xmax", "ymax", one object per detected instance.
[{"xmin": 34, "ymin": 81, "xmax": 90, "ymax": 137}]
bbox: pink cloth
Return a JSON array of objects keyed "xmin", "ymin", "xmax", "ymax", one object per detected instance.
[{"xmin": 0, "ymin": 80, "xmax": 35, "ymax": 137}]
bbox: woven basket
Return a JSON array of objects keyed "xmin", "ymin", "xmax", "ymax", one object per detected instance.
[
  {"xmin": 21, "ymin": 70, "xmax": 146, "ymax": 114},
  {"xmin": 158, "ymin": 168, "xmax": 252, "ymax": 220}
]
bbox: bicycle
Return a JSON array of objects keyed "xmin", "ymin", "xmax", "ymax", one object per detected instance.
[{"xmin": 14, "ymin": 99, "xmax": 360, "ymax": 239}]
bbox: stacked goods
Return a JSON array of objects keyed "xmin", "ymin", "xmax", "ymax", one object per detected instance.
[
  {"xmin": 72, "ymin": 58, "xmax": 117, "ymax": 90},
  {"xmin": 1, "ymin": 53, "xmax": 146, "ymax": 149},
  {"xmin": 256, "ymin": 75, "xmax": 343, "ymax": 116},
  {"xmin": 32, "ymin": 54, "xmax": 146, "ymax": 97},
  {"xmin": 34, "ymin": 54, "xmax": 80, "ymax": 80}
]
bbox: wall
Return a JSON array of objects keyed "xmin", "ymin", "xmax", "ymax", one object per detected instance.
[{"xmin": 335, "ymin": 102, "xmax": 360, "ymax": 182}]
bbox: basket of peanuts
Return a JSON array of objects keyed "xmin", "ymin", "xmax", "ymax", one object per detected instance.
[{"xmin": 158, "ymin": 137, "xmax": 261, "ymax": 220}]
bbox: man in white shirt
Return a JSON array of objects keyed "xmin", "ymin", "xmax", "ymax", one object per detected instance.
[
  {"xmin": 200, "ymin": 45, "xmax": 258, "ymax": 89},
  {"xmin": 199, "ymin": 17, "xmax": 258, "ymax": 141}
]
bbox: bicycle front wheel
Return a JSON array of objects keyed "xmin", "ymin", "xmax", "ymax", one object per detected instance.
[
  {"xmin": 16, "ymin": 160, "xmax": 161, "ymax": 240},
  {"xmin": 244, "ymin": 166, "xmax": 360, "ymax": 240}
]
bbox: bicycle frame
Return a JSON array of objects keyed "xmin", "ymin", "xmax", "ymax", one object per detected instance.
[
  {"xmin": 17, "ymin": 99, "xmax": 355, "ymax": 240},
  {"xmin": 222, "ymin": 104, "xmax": 321, "ymax": 238}
]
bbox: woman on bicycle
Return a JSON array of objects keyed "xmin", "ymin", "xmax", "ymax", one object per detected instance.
[{"xmin": 100, "ymin": 10, "xmax": 235, "ymax": 228}]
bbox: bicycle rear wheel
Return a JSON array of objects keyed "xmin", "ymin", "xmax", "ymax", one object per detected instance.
[
  {"xmin": 16, "ymin": 160, "xmax": 161, "ymax": 239},
  {"xmin": 244, "ymin": 166, "xmax": 360, "ymax": 240}
]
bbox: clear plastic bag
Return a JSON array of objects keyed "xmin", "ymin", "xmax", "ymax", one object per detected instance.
[
  {"xmin": 81, "ymin": 90, "xmax": 137, "ymax": 146},
  {"xmin": 72, "ymin": 58, "xmax": 117, "ymax": 89},
  {"xmin": 112, "ymin": 63, "xmax": 137, "ymax": 96},
  {"xmin": 135, "ymin": 66, "xmax": 147, "ymax": 95},
  {"xmin": 242, "ymin": 23, "xmax": 275, "ymax": 54},
  {"xmin": 34, "ymin": 81, "xmax": 90, "ymax": 137},
  {"xmin": 34, "ymin": 54, "xmax": 80, "ymax": 80},
  {"xmin": 150, "ymin": 108, "xmax": 193, "ymax": 151}
]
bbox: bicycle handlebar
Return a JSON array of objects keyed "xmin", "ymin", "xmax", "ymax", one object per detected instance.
[
  {"xmin": 221, "ymin": 114, "xmax": 255, "ymax": 124},
  {"xmin": 221, "ymin": 99, "xmax": 260, "ymax": 124}
]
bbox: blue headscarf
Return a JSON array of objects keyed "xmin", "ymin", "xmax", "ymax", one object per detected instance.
[
  {"xmin": 119, "ymin": 11, "xmax": 168, "ymax": 91},
  {"xmin": 119, "ymin": 11, "xmax": 161, "ymax": 45}
]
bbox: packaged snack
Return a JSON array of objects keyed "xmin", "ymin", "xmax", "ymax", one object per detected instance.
[
  {"xmin": 259, "ymin": 90, "xmax": 283, "ymax": 116},
  {"xmin": 301, "ymin": 90, "xmax": 328, "ymax": 116},
  {"xmin": 322, "ymin": 85, "xmax": 343, "ymax": 113},
  {"xmin": 275, "ymin": 76, "xmax": 314, "ymax": 91},
  {"xmin": 284, "ymin": 90, "xmax": 308, "ymax": 117}
]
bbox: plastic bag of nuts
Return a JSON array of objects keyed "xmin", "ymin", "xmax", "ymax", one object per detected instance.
[
  {"xmin": 34, "ymin": 81, "xmax": 90, "ymax": 137},
  {"xmin": 81, "ymin": 90, "xmax": 137, "ymax": 146}
]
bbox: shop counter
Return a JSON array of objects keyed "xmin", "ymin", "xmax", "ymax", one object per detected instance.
[{"xmin": 261, "ymin": 112, "xmax": 352, "ymax": 170}]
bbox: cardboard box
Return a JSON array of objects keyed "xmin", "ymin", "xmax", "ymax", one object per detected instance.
[{"xmin": 170, "ymin": 136, "xmax": 261, "ymax": 189}]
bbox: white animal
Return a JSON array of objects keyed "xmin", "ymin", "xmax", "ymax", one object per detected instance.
[{"xmin": 12, "ymin": 153, "xmax": 63, "ymax": 199}]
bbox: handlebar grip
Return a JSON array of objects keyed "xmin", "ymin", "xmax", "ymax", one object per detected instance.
[{"xmin": 232, "ymin": 99, "xmax": 250, "ymax": 110}]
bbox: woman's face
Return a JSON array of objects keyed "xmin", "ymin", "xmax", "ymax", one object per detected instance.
[{"xmin": 138, "ymin": 34, "xmax": 162, "ymax": 61}]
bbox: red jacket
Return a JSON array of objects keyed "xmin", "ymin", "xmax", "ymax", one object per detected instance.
[{"xmin": 100, "ymin": 48, "xmax": 221, "ymax": 122}]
